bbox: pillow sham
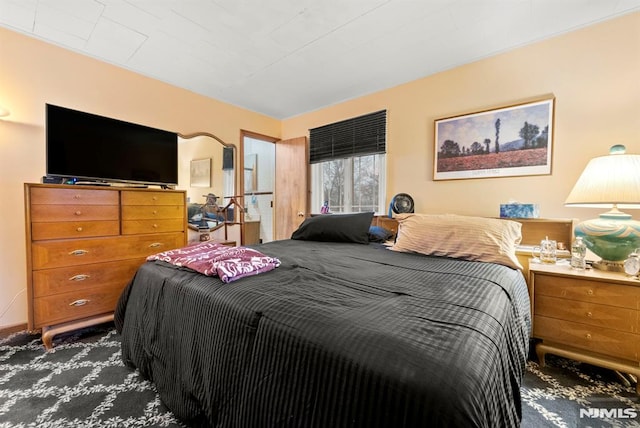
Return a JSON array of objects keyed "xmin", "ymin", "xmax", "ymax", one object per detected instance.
[
  {"xmin": 390, "ymin": 213, "xmax": 523, "ymax": 269},
  {"xmin": 291, "ymin": 212, "xmax": 374, "ymax": 244}
]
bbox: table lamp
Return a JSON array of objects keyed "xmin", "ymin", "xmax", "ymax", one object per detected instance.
[{"xmin": 564, "ymin": 145, "xmax": 640, "ymax": 271}]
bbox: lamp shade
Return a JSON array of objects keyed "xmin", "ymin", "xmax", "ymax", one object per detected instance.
[
  {"xmin": 565, "ymin": 145, "xmax": 640, "ymax": 268},
  {"xmin": 565, "ymin": 144, "xmax": 640, "ymax": 209}
]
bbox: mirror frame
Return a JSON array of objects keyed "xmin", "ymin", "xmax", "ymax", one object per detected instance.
[{"xmin": 178, "ymin": 131, "xmax": 238, "ymax": 211}]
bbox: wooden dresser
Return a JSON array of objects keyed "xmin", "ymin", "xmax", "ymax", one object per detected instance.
[
  {"xmin": 25, "ymin": 183, "xmax": 187, "ymax": 349},
  {"xmin": 530, "ymin": 263, "xmax": 640, "ymax": 393}
]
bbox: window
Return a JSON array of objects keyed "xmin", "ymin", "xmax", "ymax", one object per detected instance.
[{"xmin": 309, "ymin": 110, "xmax": 386, "ymax": 214}]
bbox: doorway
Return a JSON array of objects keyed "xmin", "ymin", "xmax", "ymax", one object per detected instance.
[{"xmin": 242, "ymin": 131, "xmax": 276, "ymax": 243}]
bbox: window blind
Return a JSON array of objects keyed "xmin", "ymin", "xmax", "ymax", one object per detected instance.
[{"xmin": 309, "ymin": 110, "xmax": 386, "ymax": 164}]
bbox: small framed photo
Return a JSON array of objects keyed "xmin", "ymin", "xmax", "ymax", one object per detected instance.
[
  {"xmin": 434, "ymin": 97, "xmax": 554, "ymax": 180},
  {"xmin": 190, "ymin": 158, "xmax": 211, "ymax": 188}
]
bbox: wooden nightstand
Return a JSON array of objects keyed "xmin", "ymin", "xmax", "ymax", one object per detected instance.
[{"xmin": 530, "ymin": 262, "xmax": 640, "ymax": 392}]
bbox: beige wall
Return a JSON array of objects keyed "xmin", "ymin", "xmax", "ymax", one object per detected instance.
[
  {"xmin": 0, "ymin": 27, "xmax": 280, "ymax": 328},
  {"xmin": 1, "ymin": 13, "xmax": 639, "ymax": 329},
  {"xmin": 283, "ymin": 13, "xmax": 640, "ymax": 221}
]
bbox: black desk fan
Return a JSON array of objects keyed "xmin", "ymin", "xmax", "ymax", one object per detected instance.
[{"xmin": 388, "ymin": 193, "xmax": 415, "ymax": 217}]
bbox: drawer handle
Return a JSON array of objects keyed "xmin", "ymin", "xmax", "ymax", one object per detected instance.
[
  {"xmin": 153, "ymin": 224, "xmax": 158, "ymax": 228},
  {"xmin": 69, "ymin": 249, "xmax": 89, "ymax": 256},
  {"xmin": 69, "ymin": 274, "xmax": 90, "ymax": 281},
  {"xmin": 587, "ymin": 289, "xmax": 594, "ymax": 296},
  {"xmin": 69, "ymin": 299, "xmax": 90, "ymax": 307},
  {"xmin": 74, "ymin": 194, "xmax": 81, "ymax": 199},
  {"xmin": 76, "ymin": 227, "xmax": 83, "ymax": 232},
  {"xmin": 149, "ymin": 242, "xmax": 162, "ymax": 248},
  {"xmin": 152, "ymin": 196, "xmax": 158, "ymax": 201},
  {"xmin": 74, "ymin": 210, "xmax": 82, "ymax": 216},
  {"xmin": 587, "ymin": 311, "xmax": 593, "ymax": 318},
  {"xmin": 586, "ymin": 333, "xmax": 592, "ymax": 340},
  {"xmin": 152, "ymin": 210, "xmax": 158, "ymax": 215}
]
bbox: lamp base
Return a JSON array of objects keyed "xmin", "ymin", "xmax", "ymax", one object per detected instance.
[
  {"xmin": 575, "ymin": 210, "xmax": 640, "ymax": 265},
  {"xmin": 591, "ymin": 259, "xmax": 625, "ymax": 272}
]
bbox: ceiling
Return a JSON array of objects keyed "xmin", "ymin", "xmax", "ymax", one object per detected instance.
[{"xmin": 1, "ymin": 1, "xmax": 639, "ymax": 119}]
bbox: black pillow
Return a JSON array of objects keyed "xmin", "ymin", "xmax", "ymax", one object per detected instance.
[{"xmin": 291, "ymin": 212, "xmax": 375, "ymax": 244}]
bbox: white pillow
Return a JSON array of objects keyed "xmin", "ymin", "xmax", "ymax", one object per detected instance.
[{"xmin": 390, "ymin": 213, "xmax": 523, "ymax": 270}]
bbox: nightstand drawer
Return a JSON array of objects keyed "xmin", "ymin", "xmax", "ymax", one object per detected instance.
[
  {"xmin": 534, "ymin": 315, "xmax": 640, "ymax": 362},
  {"xmin": 535, "ymin": 274, "xmax": 640, "ymax": 309},
  {"xmin": 535, "ymin": 294, "xmax": 640, "ymax": 333}
]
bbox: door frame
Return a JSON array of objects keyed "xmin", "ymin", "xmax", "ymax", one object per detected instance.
[{"xmin": 240, "ymin": 130, "xmax": 278, "ymax": 243}]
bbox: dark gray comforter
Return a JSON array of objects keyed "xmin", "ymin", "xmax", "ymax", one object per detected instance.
[{"xmin": 115, "ymin": 240, "xmax": 530, "ymax": 427}]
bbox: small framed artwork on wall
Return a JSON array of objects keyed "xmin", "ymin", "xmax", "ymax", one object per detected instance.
[
  {"xmin": 434, "ymin": 96, "xmax": 555, "ymax": 180},
  {"xmin": 190, "ymin": 158, "xmax": 211, "ymax": 188}
]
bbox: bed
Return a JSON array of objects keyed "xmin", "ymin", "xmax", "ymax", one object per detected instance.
[{"xmin": 115, "ymin": 213, "xmax": 531, "ymax": 427}]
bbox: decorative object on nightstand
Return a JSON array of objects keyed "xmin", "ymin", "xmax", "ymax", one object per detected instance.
[
  {"xmin": 570, "ymin": 236, "xmax": 587, "ymax": 270},
  {"xmin": 565, "ymin": 145, "xmax": 640, "ymax": 271},
  {"xmin": 624, "ymin": 249, "xmax": 640, "ymax": 277}
]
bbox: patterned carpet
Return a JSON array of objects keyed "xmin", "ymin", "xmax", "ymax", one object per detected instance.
[{"xmin": 1, "ymin": 323, "xmax": 639, "ymax": 427}]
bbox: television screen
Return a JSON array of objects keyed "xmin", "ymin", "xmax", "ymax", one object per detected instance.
[{"xmin": 46, "ymin": 104, "xmax": 178, "ymax": 186}]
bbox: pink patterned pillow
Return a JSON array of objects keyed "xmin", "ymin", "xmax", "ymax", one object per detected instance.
[{"xmin": 147, "ymin": 242, "xmax": 281, "ymax": 283}]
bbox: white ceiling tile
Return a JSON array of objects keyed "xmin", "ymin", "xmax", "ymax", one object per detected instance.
[
  {"xmin": 0, "ymin": 0, "xmax": 37, "ymax": 32},
  {"xmin": 0, "ymin": 0, "xmax": 637, "ymax": 118},
  {"xmin": 85, "ymin": 18, "xmax": 147, "ymax": 63},
  {"xmin": 33, "ymin": 20, "xmax": 87, "ymax": 50}
]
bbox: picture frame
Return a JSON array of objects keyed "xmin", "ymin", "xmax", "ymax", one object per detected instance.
[
  {"xmin": 190, "ymin": 158, "xmax": 211, "ymax": 188},
  {"xmin": 433, "ymin": 97, "xmax": 554, "ymax": 180}
]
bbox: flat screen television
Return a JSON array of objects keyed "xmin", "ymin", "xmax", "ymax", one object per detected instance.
[{"xmin": 46, "ymin": 104, "xmax": 178, "ymax": 186}]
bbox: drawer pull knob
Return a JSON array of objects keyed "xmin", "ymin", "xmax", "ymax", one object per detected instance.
[
  {"xmin": 149, "ymin": 242, "xmax": 162, "ymax": 248},
  {"xmin": 69, "ymin": 249, "xmax": 89, "ymax": 256},
  {"xmin": 587, "ymin": 311, "xmax": 593, "ymax": 318},
  {"xmin": 152, "ymin": 196, "xmax": 158, "ymax": 201},
  {"xmin": 74, "ymin": 194, "xmax": 81, "ymax": 199},
  {"xmin": 69, "ymin": 299, "xmax": 90, "ymax": 307},
  {"xmin": 587, "ymin": 289, "xmax": 594, "ymax": 296},
  {"xmin": 76, "ymin": 227, "xmax": 83, "ymax": 232},
  {"xmin": 586, "ymin": 333, "xmax": 592, "ymax": 340},
  {"xmin": 153, "ymin": 224, "xmax": 158, "ymax": 228},
  {"xmin": 153, "ymin": 210, "xmax": 158, "ymax": 215},
  {"xmin": 69, "ymin": 274, "xmax": 90, "ymax": 281},
  {"xmin": 75, "ymin": 211, "xmax": 82, "ymax": 216}
]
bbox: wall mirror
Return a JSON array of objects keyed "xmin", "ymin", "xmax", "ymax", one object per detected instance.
[{"xmin": 177, "ymin": 132, "xmax": 238, "ymax": 230}]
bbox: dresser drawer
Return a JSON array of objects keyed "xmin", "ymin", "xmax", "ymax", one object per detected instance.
[
  {"xmin": 30, "ymin": 187, "xmax": 118, "ymax": 205},
  {"xmin": 122, "ymin": 205, "xmax": 185, "ymax": 220},
  {"xmin": 121, "ymin": 191, "xmax": 184, "ymax": 206},
  {"xmin": 122, "ymin": 219, "xmax": 185, "ymax": 235},
  {"xmin": 535, "ymin": 274, "xmax": 640, "ymax": 310},
  {"xmin": 535, "ymin": 294, "xmax": 640, "ymax": 333},
  {"xmin": 32, "ymin": 258, "xmax": 143, "ymax": 297},
  {"xmin": 33, "ymin": 284, "xmax": 126, "ymax": 327},
  {"xmin": 31, "ymin": 204, "xmax": 119, "ymax": 222},
  {"xmin": 31, "ymin": 232, "xmax": 185, "ymax": 269},
  {"xmin": 534, "ymin": 315, "xmax": 640, "ymax": 362},
  {"xmin": 31, "ymin": 220, "xmax": 119, "ymax": 240}
]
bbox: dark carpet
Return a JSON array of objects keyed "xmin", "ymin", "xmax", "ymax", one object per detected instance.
[{"xmin": 1, "ymin": 323, "xmax": 638, "ymax": 427}]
